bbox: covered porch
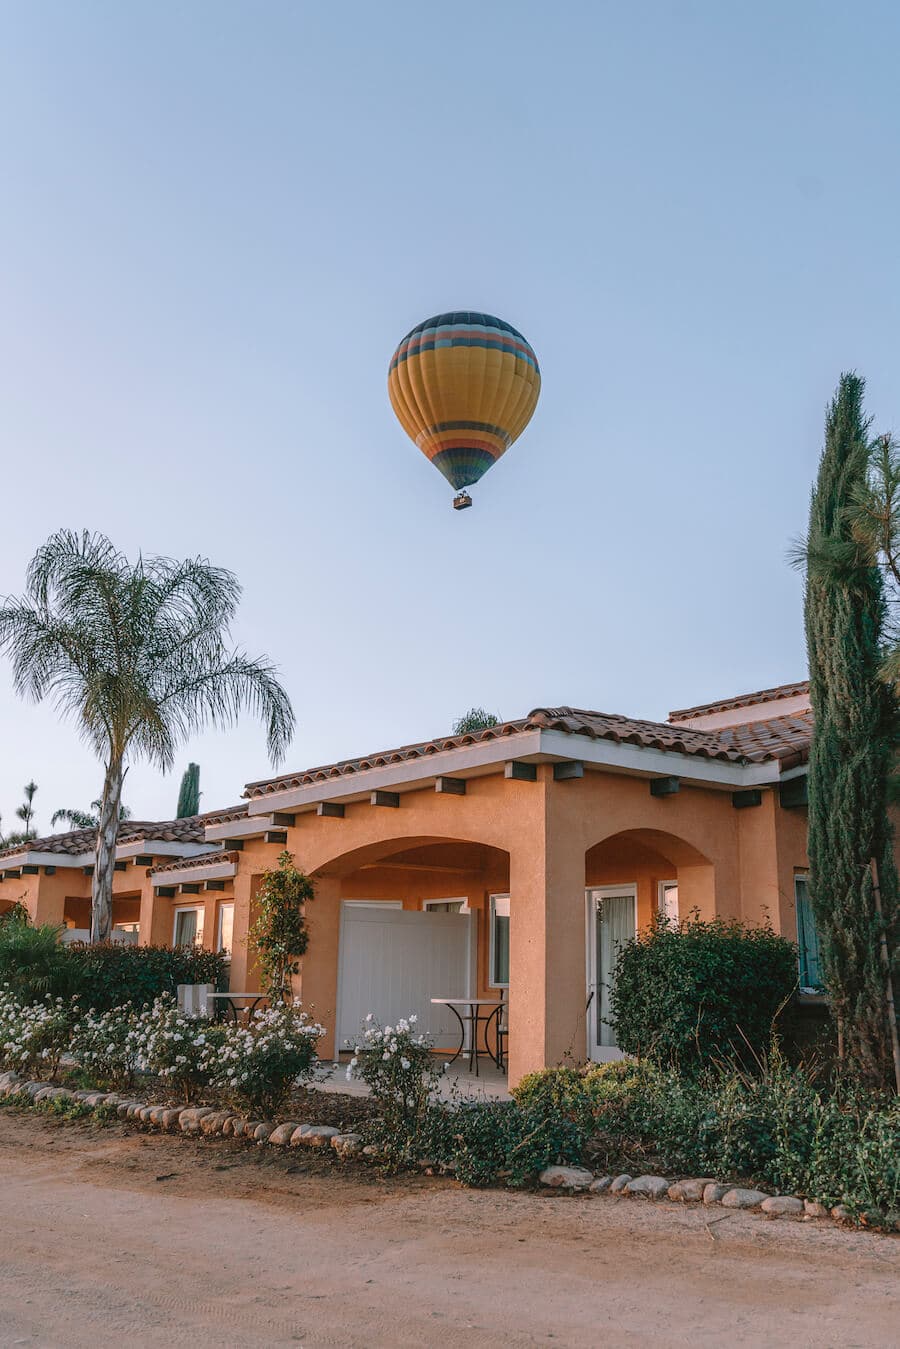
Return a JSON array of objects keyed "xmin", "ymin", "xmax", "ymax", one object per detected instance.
[{"xmin": 293, "ymin": 816, "xmax": 722, "ymax": 1083}]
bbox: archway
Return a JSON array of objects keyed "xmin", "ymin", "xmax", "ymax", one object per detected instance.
[
  {"xmin": 584, "ymin": 828, "xmax": 715, "ymax": 1061},
  {"xmin": 304, "ymin": 835, "xmax": 510, "ymax": 1061}
]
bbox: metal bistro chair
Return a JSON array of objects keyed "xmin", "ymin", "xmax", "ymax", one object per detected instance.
[{"xmin": 492, "ymin": 991, "xmax": 508, "ymax": 1071}]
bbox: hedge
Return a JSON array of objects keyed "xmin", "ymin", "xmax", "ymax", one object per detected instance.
[
  {"xmin": 609, "ymin": 916, "xmax": 798, "ymax": 1071},
  {"xmin": 0, "ymin": 921, "xmax": 226, "ymax": 1011}
]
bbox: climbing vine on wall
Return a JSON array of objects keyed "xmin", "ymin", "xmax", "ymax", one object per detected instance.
[{"xmin": 250, "ymin": 850, "xmax": 315, "ymax": 1001}]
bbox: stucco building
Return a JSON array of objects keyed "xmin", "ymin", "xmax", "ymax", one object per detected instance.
[{"xmin": 0, "ymin": 680, "xmax": 822, "ymax": 1085}]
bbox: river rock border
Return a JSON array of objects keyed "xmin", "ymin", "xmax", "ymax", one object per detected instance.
[
  {"xmin": 536, "ymin": 1164, "xmax": 895, "ymax": 1229},
  {"xmin": 1, "ymin": 1070, "xmax": 892, "ymax": 1230}
]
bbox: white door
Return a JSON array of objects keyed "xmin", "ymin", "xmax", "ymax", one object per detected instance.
[
  {"xmin": 336, "ymin": 904, "xmax": 474, "ymax": 1054},
  {"xmin": 586, "ymin": 885, "xmax": 637, "ymax": 1061}
]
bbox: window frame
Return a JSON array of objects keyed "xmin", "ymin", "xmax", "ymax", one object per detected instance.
[
  {"xmin": 658, "ymin": 880, "xmax": 679, "ymax": 924},
  {"xmin": 216, "ymin": 901, "xmax": 235, "ymax": 958},
  {"xmin": 488, "ymin": 893, "xmax": 510, "ymax": 989},
  {"xmin": 172, "ymin": 905, "xmax": 204, "ymax": 949},
  {"xmin": 422, "ymin": 896, "xmax": 471, "ymax": 914}
]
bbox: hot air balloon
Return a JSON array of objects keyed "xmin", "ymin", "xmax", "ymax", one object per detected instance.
[{"xmin": 388, "ymin": 311, "xmax": 541, "ymax": 509}]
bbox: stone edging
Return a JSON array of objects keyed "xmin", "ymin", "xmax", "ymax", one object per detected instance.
[
  {"xmin": 0, "ymin": 1071, "xmax": 363, "ymax": 1159},
  {"xmin": 536, "ymin": 1165, "xmax": 893, "ymax": 1229},
  {"xmin": 0, "ymin": 1071, "xmax": 892, "ymax": 1230}
]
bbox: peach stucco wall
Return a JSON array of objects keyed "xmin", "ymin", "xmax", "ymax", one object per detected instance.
[{"xmin": 0, "ymin": 763, "xmax": 822, "ymax": 1085}]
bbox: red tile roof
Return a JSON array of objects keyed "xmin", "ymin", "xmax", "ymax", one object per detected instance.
[
  {"xmin": 0, "ymin": 804, "xmax": 248, "ymax": 862},
  {"xmin": 668, "ymin": 680, "xmax": 810, "ymax": 722},
  {"xmin": 150, "ymin": 849, "xmax": 240, "ymax": 876},
  {"xmin": 244, "ymin": 698, "xmax": 813, "ymax": 799}
]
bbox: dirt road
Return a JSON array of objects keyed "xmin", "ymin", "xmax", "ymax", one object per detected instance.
[{"xmin": 0, "ymin": 1109, "xmax": 896, "ymax": 1348}]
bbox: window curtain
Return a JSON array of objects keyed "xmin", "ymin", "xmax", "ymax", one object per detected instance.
[
  {"xmin": 795, "ymin": 876, "xmax": 823, "ymax": 990},
  {"xmin": 598, "ymin": 894, "xmax": 635, "ymax": 1046}
]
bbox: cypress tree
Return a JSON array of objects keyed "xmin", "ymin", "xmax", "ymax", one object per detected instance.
[
  {"xmin": 804, "ymin": 372, "xmax": 900, "ymax": 1087},
  {"xmin": 176, "ymin": 762, "xmax": 201, "ymax": 818}
]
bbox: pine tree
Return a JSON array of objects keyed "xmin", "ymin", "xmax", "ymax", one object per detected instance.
[
  {"xmin": 176, "ymin": 763, "xmax": 201, "ymax": 818},
  {"xmin": 804, "ymin": 372, "xmax": 900, "ymax": 1087}
]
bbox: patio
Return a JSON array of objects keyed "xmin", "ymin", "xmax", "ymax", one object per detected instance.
[{"xmin": 315, "ymin": 1056, "xmax": 510, "ymax": 1102}]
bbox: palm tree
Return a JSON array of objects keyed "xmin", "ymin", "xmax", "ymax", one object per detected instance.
[
  {"xmin": 51, "ymin": 799, "xmax": 132, "ymax": 831},
  {"xmin": 15, "ymin": 781, "xmax": 38, "ymax": 837},
  {"xmin": 0, "ymin": 530, "xmax": 295, "ymax": 941},
  {"xmin": 0, "ymin": 781, "xmax": 40, "ymax": 847}
]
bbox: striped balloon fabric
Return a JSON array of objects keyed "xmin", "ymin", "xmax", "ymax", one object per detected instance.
[{"xmin": 388, "ymin": 311, "xmax": 541, "ymax": 494}]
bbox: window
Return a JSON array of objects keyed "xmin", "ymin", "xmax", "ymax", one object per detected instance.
[
  {"xmin": 342, "ymin": 900, "xmax": 403, "ymax": 909},
  {"xmin": 658, "ymin": 881, "xmax": 679, "ymax": 924},
  {"xmin": 795, "ymin": 874, "xmax": 823, "ymax": 991},
  {"xmin": 217, "ymin": 902, "xmax": 234, "ymax": 958},
  {"xmin": 489, "ymin": 894, "xmax": 510, "ymax": 987},
  {"xmin": 423, "ymin": 897, "xmax": 470, "ymax": 914},
  {"xmin": 173, "ymin": 907, "xmax": 204, "ymax": 948}
]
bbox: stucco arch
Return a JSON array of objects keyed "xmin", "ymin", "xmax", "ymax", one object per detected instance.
[
  {"xmin": 310, "ymin": 833, "xmax": 510, "ymax": 881},
  {"xmin": 585, "ymin": 826, "xmax": 717, "ymax": 929},
  {"xmin": 586, "ymin": 827, "xmax": 712, "ymax": 872}
]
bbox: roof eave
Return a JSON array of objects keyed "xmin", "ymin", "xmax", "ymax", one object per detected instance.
[{"xmin": 244, "ymin": 727, "xmax": 789, "ymax": 815}]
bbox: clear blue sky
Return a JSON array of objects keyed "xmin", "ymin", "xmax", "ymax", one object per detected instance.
[{"xmin": 2, "ymin": 1, "xmax": 899, "ymax": 831}]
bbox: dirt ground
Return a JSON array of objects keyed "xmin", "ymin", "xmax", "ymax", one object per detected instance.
[{"xmin": 0, "ymin": 1108, "xmax": 896, "ymax": 1348}]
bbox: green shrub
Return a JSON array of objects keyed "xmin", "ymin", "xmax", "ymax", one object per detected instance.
[
  {"xmin": 419, "ymin": 1098, "xmax": 586, "ymax": 1188},
  {"xmin": 211, "ymin": 1003, "xmax": 324, "ymax": 1116},
  {"xmin": 139, "ymin": 998, "xmax": 226, "ymax": 1102},
  {"xmin": 71, "ymin": 942, "xmax": 227, "ymax": 1012},
  {"xmin": 0, "ymin": 921, "xmax": 85, "ymax": 1003},
  {"xmin": 69, "ymin": 1004, "xmax": 146, "ymax": 1088},
  {"xmin": 347, "ymin": 1015, "xmax": 440, "ymax": 1154},
  {"xmin": 609, "ymin": 916, "xmax": 798, "ymax": 1072},
  {"xmin": 0, "ymin": 925, "xmax": 227, "ymax": 1012},
  {"xmin": 613, "ymin": 1061, "xmax": 899, "ymax": 1214},
  {"xmin": 0, "ymin": 989, "xmax": 74, "ymax": 1076}
]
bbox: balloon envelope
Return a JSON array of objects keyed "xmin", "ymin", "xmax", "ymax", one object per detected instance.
[{"xmin": 388, "ymin": 311, "xmax": 541, "ymax": 491}]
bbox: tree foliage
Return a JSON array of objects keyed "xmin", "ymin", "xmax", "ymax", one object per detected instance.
[
  {"xmin": 250, "ymin": 850, "xmax": 314, "ymax": 1001},
  {"xmin": 0, "ymin": 530, "xmax": 295, "ymax": 941},
  {"xmin": 51, "ymin": 799, "xmax": 131, "ymax": 831},
  {"xmin": 801, "ymin": 373, "xmax": 900, "ymax": 1087},
  {"xmin": 452, "ymin": 707, "xmax": 500, "ymax": 735}
]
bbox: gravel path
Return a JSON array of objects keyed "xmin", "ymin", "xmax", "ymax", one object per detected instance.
[{"xmin": 0, "ymin": 1108, "xmax": 896, "ymax": 1348}]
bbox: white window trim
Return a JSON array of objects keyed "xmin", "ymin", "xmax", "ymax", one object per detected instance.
[
  {"xmin": 658, "ymin": 880, "xmax": 678, "ymax": 922},
  {"xmin": 342, "ymin": 899, "xmax": 403, "ymax": 909},
  {"xmin": 172, "ymin": 905, "xmax": 204, "ymax": 947},
  {"xmin": 216, "ymin": 901, "xmax": 235, "ymax": 958},
  {"xmin": 422, "ymin": 896, "xmax": 471, "ymax": 914},
  {"xmin": 488, "ymin": 893, "xmax": 510, "ymax": 989}
]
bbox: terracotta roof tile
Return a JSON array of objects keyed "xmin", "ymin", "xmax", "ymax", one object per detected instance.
[
  {"xmin": 527, "ymin": 706, "xmax": 812, "ymax": 764},
  {"xmin": 150, "ymin": 849, "xmax": 240, "ymax": 876},
  {"xmin": 669, "ymin": 681, "xmax": 810, "ymax": 722},
  {"xmin": 244, "ymin": 698, "xmax": 814, "ymax": 799},
  {"xmin": 0, "ymin": 803, "xmax": 248, "ymax": 862}
]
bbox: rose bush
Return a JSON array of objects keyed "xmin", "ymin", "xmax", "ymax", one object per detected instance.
[
  {"xmin": 69, "ymin": 1004, "xmax": 147, "ymax": 1088},
  {"xmin": 0, "ymin": 987, "xmax": 73, "ymax": 1076},
  {"xmin": 211, "ymin": 1001, "xmax": 325, "ymax": 1116},
  {"xmin": 347, "ymin": 1014, "xmax": 440, "ymax": 1152},
  {"xmin": 139, "ymin": 997, "xmax": 226, "ymax": 1102}
]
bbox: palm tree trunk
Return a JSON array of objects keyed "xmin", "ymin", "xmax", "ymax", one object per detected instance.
[{"xmin": 91, "ymin": 758, "xmax": 125, "ymax": 943}]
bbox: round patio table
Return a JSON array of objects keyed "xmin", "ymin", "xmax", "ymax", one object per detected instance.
[
  {"xmin": 206, "ymin": 992, "xmax": 268, "ymax": 1023},
  {"xmin": 430, "ymin": 997, "xmax": 505, "ymax": 1075}
]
